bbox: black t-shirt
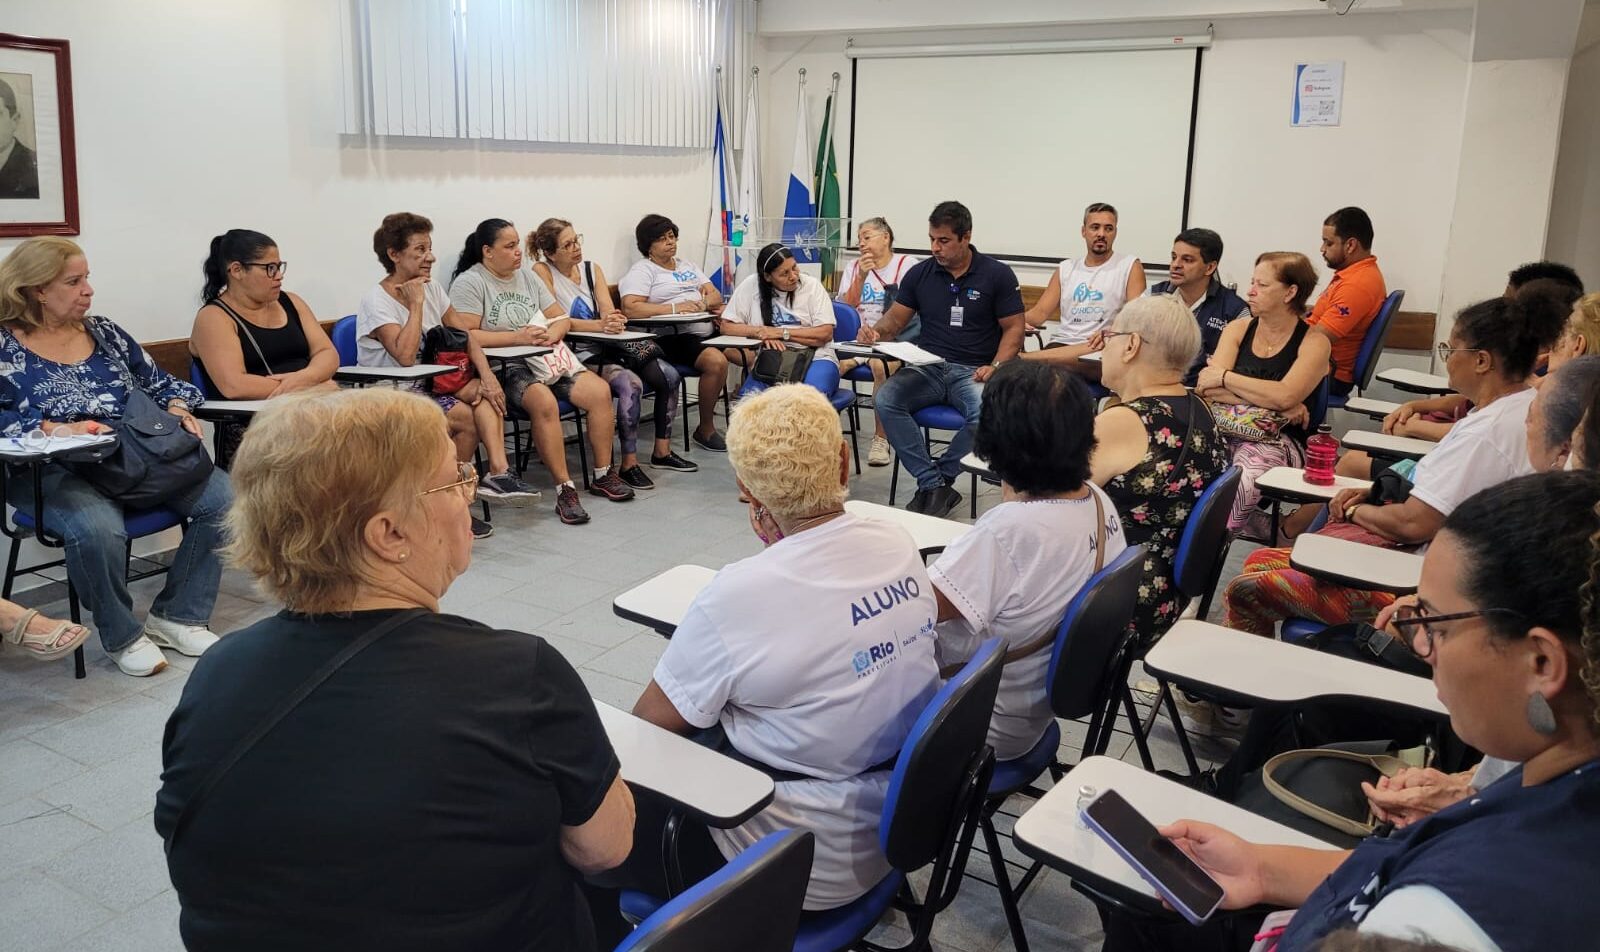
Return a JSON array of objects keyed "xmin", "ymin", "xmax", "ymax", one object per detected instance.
[
  {"xmin": 155, "ymin": 609, "xmax": 620, "ymax": 952},
  {"xmin": 894, "ymin": 248, "xmax": 1024, "ymax": 366}
]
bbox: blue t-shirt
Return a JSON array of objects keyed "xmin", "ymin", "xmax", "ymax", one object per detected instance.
[
  {"xmin": 1279, "ymin": 759, "xmax": 1600, "ymax": 951},
  {"xmin": 894, "ymin": 248, "xmax": 1023, "ymax": 367}
]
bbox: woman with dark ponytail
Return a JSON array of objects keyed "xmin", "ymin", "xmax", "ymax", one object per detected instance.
[
  {"xmin": 718, "ymin": 242, "xmax": 841, "ymax": 397},
  {"xmin": 189, "ymin": 228, "xmax": 338, "ymax": 401}
]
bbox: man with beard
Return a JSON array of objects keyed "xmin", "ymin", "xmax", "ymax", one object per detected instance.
[
  {"xmin": 1023, "ymin": 201, "xmax": 1145, "ymax": 373},
  {"xmin": 1308, "ymin": 206, "xmax": 1386, "ymax": 396}
]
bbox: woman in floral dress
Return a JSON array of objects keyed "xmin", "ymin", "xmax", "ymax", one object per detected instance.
[{"xmin": 1090, "ymin": 295, "xmax": 1229, "ymax": 647}]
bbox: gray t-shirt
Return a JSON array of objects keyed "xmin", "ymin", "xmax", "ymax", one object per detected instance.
[{"xmin": 449, "ymin": 263, "xmax": 582, "ymax": 381}]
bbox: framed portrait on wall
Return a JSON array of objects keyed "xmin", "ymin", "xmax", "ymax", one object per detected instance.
[{"xmin": 0, "ymin": 34, "xmax": 78, "ymax": 237}]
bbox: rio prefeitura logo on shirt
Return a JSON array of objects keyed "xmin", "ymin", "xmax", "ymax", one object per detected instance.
[{"xmin": 849, "ymin": 577, "xmax": 932, "ymax": 679}]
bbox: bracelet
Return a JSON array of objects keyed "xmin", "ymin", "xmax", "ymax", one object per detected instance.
[
  {"xmin": 669, "ymin": 302, "xmax": 676, "ymax": 315},
  {"xmin": 1222, "ymin": 370, "xmax": 1229, "ymax": 389}
]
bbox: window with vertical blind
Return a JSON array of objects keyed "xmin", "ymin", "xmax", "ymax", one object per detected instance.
[{"xmin": 337, "ymin": 0, "xmax": 753, "ymax": 148}]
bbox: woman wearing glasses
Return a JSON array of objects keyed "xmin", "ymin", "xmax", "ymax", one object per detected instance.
[
  {"xmin": 1119, "ymin": 471, "xmax": 1600, "ymax": 952},
  {"xmin": 530, "ymin": 218, "xmax": 696, "ymax": 491},
  {"xmin": 157, "ymin": 387, "xmax": 634, "ymax": 952},
  {"xmin": 190, "ymin": 229, "xmax": 339, "ymax": 400},
  {"xmin": 0, "ymin": 237, "xmax": 231, "ymax": 677},
  {"xmin": 1221, "ymin": 298, "xmax": 1540, "ymax": 644}
]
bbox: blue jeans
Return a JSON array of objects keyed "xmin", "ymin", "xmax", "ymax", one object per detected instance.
[
  {"xmin": 8, "ymin": 467, "xmax": 232, "ymax": 653},
  {"xmin": 738, "ymin": 358, "xmax": 841, "ymax": 399},
  {"xmin": 875, "ymin": 361, "xmax": 983, "ymax": 491}
]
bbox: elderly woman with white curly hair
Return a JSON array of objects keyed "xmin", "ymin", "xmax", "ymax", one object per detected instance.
[{"xmin": 627, "ymin": 383, "xmax": 942, "ymax": 917}]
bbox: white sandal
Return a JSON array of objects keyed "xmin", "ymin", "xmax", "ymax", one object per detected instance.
[{"xmin": 3, "ymin": 608, "xmax": 91, "ymax": 662}]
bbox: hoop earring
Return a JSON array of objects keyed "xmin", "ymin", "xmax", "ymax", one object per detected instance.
[{"xmin": 1527, "ymin": 692, "xmax": 1557, "ymax": 736}]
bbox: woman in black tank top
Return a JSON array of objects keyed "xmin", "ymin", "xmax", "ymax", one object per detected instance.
[
  {"xmin": 1194, "ymin": 252, "xmax": 1333, "ymax": 540},
  {"xmin": 189, "ymin": 230, "xmax": 339, "ymax": 400}
]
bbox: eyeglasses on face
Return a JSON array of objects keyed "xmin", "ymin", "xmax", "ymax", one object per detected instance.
[
  {"xmin": 1389, "ymin": 602, "xmax": 1524, "ymax": 659},
  {"xmin": 560, "ymin": 234, "xmax": 584, "ymax": 252},
  {"xmin": 1101, "ymin": 329, "xmax": 1134, "ymax": 344},
  {"xmin": 417, "ymin": 461, "xmax": 479, "ymax": 502},
  {"xmin": 1435, "ymin": 342, "xmax": 1481, "ymax": 363},
  {"xmin": 242, "ymin": 261, "xmax": 288, "ymax": 279}
]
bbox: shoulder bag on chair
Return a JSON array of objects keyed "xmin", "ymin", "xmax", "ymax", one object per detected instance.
[
  {"xmin": 63, "ymin": 323, "xmax": 215, "ymax": 509},
  {"xmin": 751, "ymin": 346, "xmax": 816, "ymax": 386},
  {"xmin": 420, "ymin": 325, "xmax": 474, "ymax": 395}
]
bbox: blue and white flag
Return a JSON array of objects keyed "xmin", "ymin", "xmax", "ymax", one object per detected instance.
[
  {"xmin": 707, "ymin": 84, "xmax": 736, "ymax": 293},
  {"xmin": 783, "ymin": 79, "xmax": 816, "ymax": 262}
]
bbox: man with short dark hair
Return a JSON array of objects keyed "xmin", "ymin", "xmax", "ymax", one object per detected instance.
[
  {"xmin": 1506, "ymin": 260, "xmax": 1583, "ymax": 297},
  {"xmin": 859, "ymin": 200, "xmax": 1025, "ymax": 516},
  {"xmin": 0, "ymin": 78, "xmax": 39, "ymax": 200},
  {"xmin": 1023, "ymin": 201, "xmax": 1145, "ymax": 372},
  {"xmin": 1144, "ymin": 227, "xmax": 1248, "ymax": 386},
  {"xmin": 1308, "ymin": 206, "xmax": 1386, "ymax": 396}
]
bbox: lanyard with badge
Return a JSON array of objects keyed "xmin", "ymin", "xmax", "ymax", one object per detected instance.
[{"xmin": 948, "ymin": 281, "xmax": 965, "ymax": 328}]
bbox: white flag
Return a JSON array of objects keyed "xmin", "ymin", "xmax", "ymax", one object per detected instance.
[{"xmin": 734, "ymin": 75, "xmax": 762, "ymax": 245}]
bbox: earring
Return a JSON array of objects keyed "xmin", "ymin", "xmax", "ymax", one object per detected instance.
[
  {"xmin": 1527, "ymin": 692, "xmax": 1558, "ymax": 736},
  {"xmin": 399, "ymin": 551, "xmax": 410, "ymax": 562}
]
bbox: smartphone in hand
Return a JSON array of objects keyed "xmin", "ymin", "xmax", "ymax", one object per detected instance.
[{"xmin": 1080, "ymin": 789, "xmax": 1226, "ymax": 925}]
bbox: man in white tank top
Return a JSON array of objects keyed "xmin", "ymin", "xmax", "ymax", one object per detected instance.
[{"xmin": 1022, "ymin": 202, "xmax": 1145, "ymax": 375}]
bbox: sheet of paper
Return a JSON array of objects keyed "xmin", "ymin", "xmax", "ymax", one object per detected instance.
[{"xmin": 874, "ymin": 341, "xmax": 945, "ymax": 366}]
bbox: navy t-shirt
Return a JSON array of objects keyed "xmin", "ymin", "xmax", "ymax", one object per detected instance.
[
  {"xmin": 1279, "ymin": 759, "xmax": 1600, "ymax": 951},
  {"xmin": 893, "ymin": 248, "xmax": 1023, "ymax": 367},
  {"xmin": 156, "ymin": 609, "xmax": 620, "ymax": 952}
]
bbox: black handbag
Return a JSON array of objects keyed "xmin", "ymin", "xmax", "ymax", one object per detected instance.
[
  {"xmin": 751, "ymin": 346, "xmax": 816, "ymax": 386},
  {"xmin": 66, "ymin": 324, "xmax": 214, "ymax": 509},
  {"xmin": 420, "ymin": 325, "xmax": 474, "ymax": 395}
]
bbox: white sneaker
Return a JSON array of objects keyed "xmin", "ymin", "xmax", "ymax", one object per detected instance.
[
  {"xmin": 114, "ymin": 635, "xmax": 168, "ymax": 677},
  {"xmin": 868, "ymin": 436, "xmax": 892, "ymax": 467},
  {"xmin": 142, "ymin": 615, "xmax": 219, "ymax": 657}
]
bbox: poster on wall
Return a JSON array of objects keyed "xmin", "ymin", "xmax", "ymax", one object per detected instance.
[
  {"xmin": 0, "ymin": 34, "xmax": 78, "ymax": 237},
  {"xmin": 1291, "ymin": 62, "xmax": 1344, "ymax": 128}
]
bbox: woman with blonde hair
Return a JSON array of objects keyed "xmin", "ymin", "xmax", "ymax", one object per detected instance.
[
  {"xmin": 1195, "ymin": 251, "xmax": 1331, "ymax": 540},
  {"xmin": 625, "ymin": 384, "xmax": 940, "ymax": 918},
  {"xmin": 0, "ymin": 236, "xmax": 230, "ymax": 676},
  {"xmin": 156, "ymin": 387, "xmax": 633, "ymax": 951}
]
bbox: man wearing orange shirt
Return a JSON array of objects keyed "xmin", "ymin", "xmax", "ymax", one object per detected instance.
[{"xmin": 1309, "ymin": 206, "xmax": 1386, "ymax": 397}]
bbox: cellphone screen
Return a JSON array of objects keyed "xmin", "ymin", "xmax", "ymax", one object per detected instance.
[{"xmin": 1083, "ymin": 789, "xmax": 1225, "ymax": 920}]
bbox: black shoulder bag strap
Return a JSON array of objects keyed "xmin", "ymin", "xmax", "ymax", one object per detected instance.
[
  {"xmin": 162, "ymin": 608, "xmax": 428, "ymax": 856},
  {"xmin": 209, "ymin": 297, "xmax": 277, "ymax": 376},
  {"xmin": 582, "ymin": 260, "xmax": 600, "ymax": 315}
]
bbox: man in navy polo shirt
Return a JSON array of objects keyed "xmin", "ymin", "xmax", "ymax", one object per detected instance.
[
  {"xmin": 859, "ymin": 201, "xmax": 1025, "ymax": 516},
  {"xmin": 1144, "ymin": 227, "xmax": 1249, "ymax": 386}
]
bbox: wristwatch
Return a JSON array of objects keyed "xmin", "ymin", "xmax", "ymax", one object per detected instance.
[
  {"xmin": 168, "ymin": 400, "xmax": 191, "ymax": 414},
  {"xmin": 781, "ymin": 328, "xmax": 791, "ymax": 342}
]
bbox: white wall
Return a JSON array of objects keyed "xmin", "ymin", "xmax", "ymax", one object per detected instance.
[
  {"xmin": 1546, "ymin": 10, "xmax": 1600, "ymax": 291},
  {"xmin": 0, "ymin": 0, "xmax": 716, "ymax": 342},
  {"xmin": 757, "ymin": 9, "xmax": 1473, "ymax": 300}
]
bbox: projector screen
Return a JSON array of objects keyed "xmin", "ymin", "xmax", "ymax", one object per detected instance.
[{"xmin": 849, "ymin": 48, "xmax": 1201, "ymax": 266}]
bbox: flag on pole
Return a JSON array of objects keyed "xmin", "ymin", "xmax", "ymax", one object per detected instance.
[
  {"xmin": 706, "ymin": 82, "xmax": 736, "ymax": 294},
  {"xmin": 783, "ymin": 78, "xmax": 816, "ymax": 262},
  {"xmin": 734, "ymin": 74, "xmax": 762, "ymax": 256},
  {"xmin": 813, "ymin": 90, "xmax": 842, "ymax": 280}
]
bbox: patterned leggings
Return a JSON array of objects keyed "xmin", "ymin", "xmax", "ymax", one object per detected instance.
[
  {"xmin": 1222, "ymin": 546, "xmax": 1395, "ymax": 636},
  {"xmin": 599, "ymin": 359, "xmax": 680, "ymax": 455},
  {"xmin": 1224, "ymin": 435, "xmax": 1304, "ymax": 540}
]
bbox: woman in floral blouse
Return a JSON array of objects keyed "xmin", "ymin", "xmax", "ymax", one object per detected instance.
[
  {"xmin": 1090, "ymin": 294, "xmax": 1229, "ymax": 647},
  {"xmin": 0, "ymin": 237, "xmax": 231, "ymax": 677}
]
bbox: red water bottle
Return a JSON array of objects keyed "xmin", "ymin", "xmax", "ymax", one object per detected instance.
[{"xmin": 1305, "ymin": 424, "xmax": 1339, "ymax": 486}]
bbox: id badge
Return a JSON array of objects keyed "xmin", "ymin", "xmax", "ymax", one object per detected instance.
[{"xmin": 949, "ymin": 304, "xmax": 965, "ymax": 328}]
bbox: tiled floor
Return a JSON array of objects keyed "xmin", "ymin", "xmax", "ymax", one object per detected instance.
[{"xmin": 0, "ymin": 404, "xmax": 1249, "ymax": 952}]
